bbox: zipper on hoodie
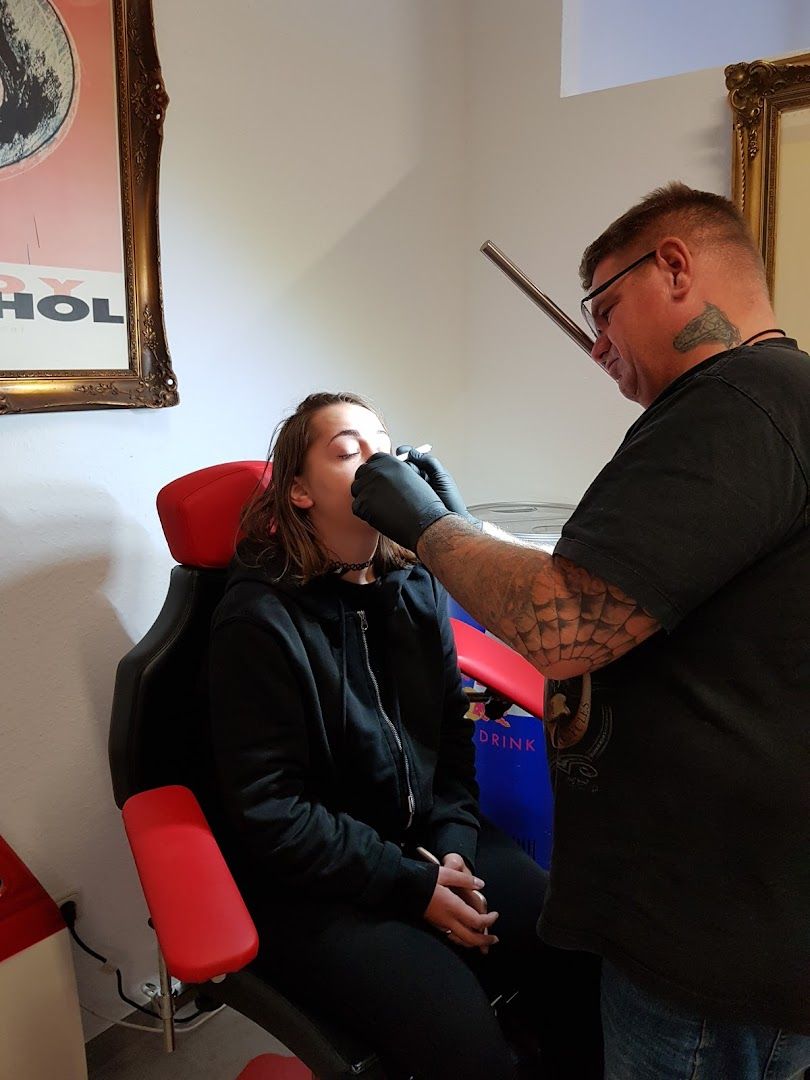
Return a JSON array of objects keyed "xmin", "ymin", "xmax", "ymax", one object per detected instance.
[{"xmin": 357, "ymin": 610, "xmax": 415, "ymax": 829}]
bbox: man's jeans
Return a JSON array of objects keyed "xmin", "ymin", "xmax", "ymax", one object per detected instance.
[{"xmin": 601, "ymin": 961, "xmax": 810, "ymax": 1080}]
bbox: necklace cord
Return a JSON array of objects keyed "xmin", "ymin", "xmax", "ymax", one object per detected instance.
[{"xmin": 738, "ymin": 328, "xmax": 786, "ymax": 348}]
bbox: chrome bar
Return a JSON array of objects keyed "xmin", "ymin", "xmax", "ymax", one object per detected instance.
[
  {"xmin": 157, "ymin": 946, "xmax": 176, "ymax": 1053},
  {"xmin": 480, "ymin": 240, "xmax": 595, "ymax": 356}
]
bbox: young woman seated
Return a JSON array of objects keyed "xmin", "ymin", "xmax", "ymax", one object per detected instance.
[{"xmin": 209, "ymin": 391, "xmax": 602, "ymax": 1080}]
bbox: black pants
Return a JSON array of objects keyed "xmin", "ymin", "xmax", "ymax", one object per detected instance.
[{"xmin": 255, "ymin": 820, "xmax": 603, "ymax": 1080}]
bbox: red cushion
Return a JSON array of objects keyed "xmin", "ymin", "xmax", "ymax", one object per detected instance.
[
  {"xmin": 123, "ymin": 786, "xmax": 259, "ymax": 983},
  {"xmin": 157, "ymin": 461, "xmax": 269, "ymax": 568},
  {"xmin": 235, "ymin": 1056, "xmax": 311, "ymax": 1080},
  {"xmin": 451, "ymin": 618, "xmax": 544, "ymax": 718},
  {"xmin": 0, "ymin": 836, "xmax": 65, "ymax": 964}
]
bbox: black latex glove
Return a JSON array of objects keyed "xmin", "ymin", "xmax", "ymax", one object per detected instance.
[
  {"xmin": 351, "ymin": 453, "xmax": 453, "ymax": 552},
  {"xmin": 395, "ymin": 446, "xmax": 481, "ymax": 528}
]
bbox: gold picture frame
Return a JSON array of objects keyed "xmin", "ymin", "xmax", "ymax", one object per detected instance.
[
  {"xmin": 726, "ymin": 53, "xmax": 810, "ymax": 345},
  {"xmin": 0, "ymin": 0, "xmax": 177, "ymax": 414}
]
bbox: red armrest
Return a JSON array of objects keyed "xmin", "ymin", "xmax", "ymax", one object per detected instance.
[
  {"xmin": 123, "ymin": 785, "xmax": 259, "ymax": 983},
  {"xmin": 450, "ymin": 618, "xmax": 545, "ymax": 718}
]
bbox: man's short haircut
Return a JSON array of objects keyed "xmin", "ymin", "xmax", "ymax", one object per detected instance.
[{"xmin": 579, "ymin": 181, "xmax": 765, "ymax": 290}]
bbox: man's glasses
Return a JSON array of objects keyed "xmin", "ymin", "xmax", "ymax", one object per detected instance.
[{"xmin": 580, "ymin": 250, "xmax": 656, "ymax": 337}]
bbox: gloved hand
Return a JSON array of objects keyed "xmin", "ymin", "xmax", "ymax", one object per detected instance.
[
  {"xmin": 395, "ymin": 446, "xmax": 481, "ymax": 529},
  {"xmin": 351, "ymin": 453, "xmax": 454, "ymax": 552}
]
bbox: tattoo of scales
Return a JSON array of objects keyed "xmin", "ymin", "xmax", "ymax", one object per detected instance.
[
  {"xmin": 418, "ymin": 518, "xmax": 660, "ymax": 677},
  {"xmin": 673, "ymin": 302, "xmax": 741, "ymax": 353}
]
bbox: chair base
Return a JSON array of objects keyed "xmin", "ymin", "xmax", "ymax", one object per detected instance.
[{"xmin": 201, "ymin": 967, "xmax": 386, "ymax": 1079}]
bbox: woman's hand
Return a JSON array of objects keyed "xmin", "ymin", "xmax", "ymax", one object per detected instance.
[
  {"xmin": 442, "ymin": 852, "xmax": 487, "ymax": 912},
  {"xmin": 424, "ymin": 865, "xmax": 499, "ymax": 949},
  {"xmin": 441, "ymin": 853, "xmax": 493, "ymax": 953}
]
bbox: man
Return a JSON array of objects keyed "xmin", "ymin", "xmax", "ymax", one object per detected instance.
[{"xmin": 352, "ymin": 183, "xmax": 810, "ymax": 1079}]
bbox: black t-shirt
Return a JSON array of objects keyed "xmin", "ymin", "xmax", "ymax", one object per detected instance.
[{"xmin": 539, "ymin": 339, "xmax": 810, "ymax": 1034}]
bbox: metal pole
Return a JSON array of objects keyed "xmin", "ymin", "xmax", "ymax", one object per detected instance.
[
  {"xmin": 480, "ymin": 240, "xmax": 595, "ymax": 356},
  {"xmin": 157, "ymin": 946, "xmax": 176, "ymax": 1053}
]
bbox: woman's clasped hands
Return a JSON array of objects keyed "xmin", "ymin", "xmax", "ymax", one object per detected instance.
[{"xmin": 423, "ymin": 852, "xmax": 499, "ymax": 953}]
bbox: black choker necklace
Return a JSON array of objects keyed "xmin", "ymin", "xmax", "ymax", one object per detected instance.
[
  {"xmin": 330, "ymin": 557, "xmax": 375, "ymax": 576},
  {"xmin": 738, "ymin": 328, "xmax": 786, "ymax": 348}
]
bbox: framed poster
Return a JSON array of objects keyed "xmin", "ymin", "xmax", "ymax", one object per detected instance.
[{"xmin": 0, "ymin": 0, "xmax": 177, "ymax": 414}]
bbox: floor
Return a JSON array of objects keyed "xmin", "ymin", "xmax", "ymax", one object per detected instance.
[
  {"xmin": 85, "ymin": 1005, "xmax": 810, "ymax": 1080},
  {"xmin": 85, "ymin": 1006, "xmax": 291, "ymax": 1079}
]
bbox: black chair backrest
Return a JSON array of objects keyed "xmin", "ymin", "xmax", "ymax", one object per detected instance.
[
  {"xmin": 109, "ymin": 565, "xmax": 226, "ymax": 821},
  {"xmin": 109, "ymin": 460, "xmax": 268, "ymax": 814}
]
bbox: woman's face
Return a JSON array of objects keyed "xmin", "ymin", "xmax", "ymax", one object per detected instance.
[{"xmin": 291, "ymin": 403, "xmax": 392, "ymax": 535}]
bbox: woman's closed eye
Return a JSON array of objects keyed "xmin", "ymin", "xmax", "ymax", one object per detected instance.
[{"xmin": 338, "ymin": 440, "xmax": 391, "ymax": 460}]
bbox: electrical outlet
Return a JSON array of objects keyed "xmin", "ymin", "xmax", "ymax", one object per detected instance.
[{"xmin": 56, "ymin": 889, "xmax": 80, "ymax": 913}]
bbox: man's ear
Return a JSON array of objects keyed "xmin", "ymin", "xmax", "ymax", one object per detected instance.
[
  {"xmin": 290, "ymin": 476, "xmax": 314, "ymax": 510},
  {"xmin": 657, "ymin": 237, "xmax": 692, "ymax": 298}
]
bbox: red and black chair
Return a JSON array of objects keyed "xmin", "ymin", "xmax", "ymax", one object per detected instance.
[{"xmin": 109, "ymin": 461, "xmax": 545, "ymax": 1077}]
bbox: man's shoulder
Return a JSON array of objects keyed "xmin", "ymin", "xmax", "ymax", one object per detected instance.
[
  {"xmin": 703, "ymin": 339, "xmax": 810, "ymax": 397},
  {"xmin": 626, "ymin": 340, "xmax": 810, "ymax": 444},
  {"xmin": 700, "ymin": 340, "xmax": 810, "ymax": 449}
]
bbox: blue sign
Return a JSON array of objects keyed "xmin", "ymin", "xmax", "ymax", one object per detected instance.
[{"xmin": 449, "ymin": 598, "xmax": 553, "ymax": 868}]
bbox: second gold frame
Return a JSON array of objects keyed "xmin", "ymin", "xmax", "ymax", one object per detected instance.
[{"xmin": 726, "ymin": 53, "xmax": 810, "ymax": 344}]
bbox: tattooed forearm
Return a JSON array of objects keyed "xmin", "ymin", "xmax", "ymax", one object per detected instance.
[
  {"xmin": 673, "ymin": 302, "xmax": 740, "ymax": 352},
  {"xmin": 418, "ymin": 516, "xmax": 660, "ymax": 678}
]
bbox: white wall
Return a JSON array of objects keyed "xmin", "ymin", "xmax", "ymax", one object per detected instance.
[
  {"xmin": 0, "ymin": 0, "xmax": 739, "ymax": 1041},
  {"xmin": 0, "ymin": 0, "xmax": 467, "ymax": 1038},
  {"xmin": 456, "ymin": 0, "xmax": 732, "ymax": 507}
]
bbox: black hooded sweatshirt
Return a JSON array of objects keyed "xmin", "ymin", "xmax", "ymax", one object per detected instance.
[{"xmin": 209, "ymin": 549, "xmax": 480, "ymax": 920}]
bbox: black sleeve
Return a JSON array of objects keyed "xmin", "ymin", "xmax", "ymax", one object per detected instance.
[
  {"xmin": 209, "ymin": 619, "xmax": 438, "ymax": 917},
  {"xmin": 425, "ymin": 578, "xmax": 481, "ymax": 871},
  {"xmin": 555, "ymin": 374, "xmax": 808, "ymax": 630}
]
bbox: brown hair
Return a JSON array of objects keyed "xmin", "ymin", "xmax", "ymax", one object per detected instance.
[
  {"xmin": 239, "ymin": 391, "xmax": 415, "ymax": 583},
  {"xmin": 579, "ymin": 181, "xmax": 765, "ymax": 289}
]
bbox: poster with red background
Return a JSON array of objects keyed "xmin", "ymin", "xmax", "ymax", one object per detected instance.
[{"xmin": 1, "ymin": 0, "xmax": 128, "ymax": 371}]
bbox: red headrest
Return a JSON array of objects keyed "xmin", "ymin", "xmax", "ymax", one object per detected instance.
[{"xmin": 156, "ymin": 461, "xmax": 270, "ymax": 568}]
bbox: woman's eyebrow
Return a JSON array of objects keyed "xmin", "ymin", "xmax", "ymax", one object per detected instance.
[{"xmin": 327, "ymin": 428, "xmax": 387, "ymax": 445}]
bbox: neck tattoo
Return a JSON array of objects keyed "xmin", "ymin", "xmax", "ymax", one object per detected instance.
[
  {"xmin": 673, "ymin": 303, "xmax": 786, "ymax": 354},
  {"xmin": 673, "ymin": 303, "xmax": 740, "ymax": 352}
]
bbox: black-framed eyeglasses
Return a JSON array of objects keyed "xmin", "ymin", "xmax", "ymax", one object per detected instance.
[{"xmin": 580, "ymin": 250, "xmax": 656, "ymax": 337}]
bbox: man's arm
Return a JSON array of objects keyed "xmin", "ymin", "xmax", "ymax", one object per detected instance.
[
  {"xmin": 350, "ymin": 451, "xmax": 659, "ymax": 677},
  {"xmin": 417, "ymin": 515, "xmax": 660, "ymax": 679}
]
